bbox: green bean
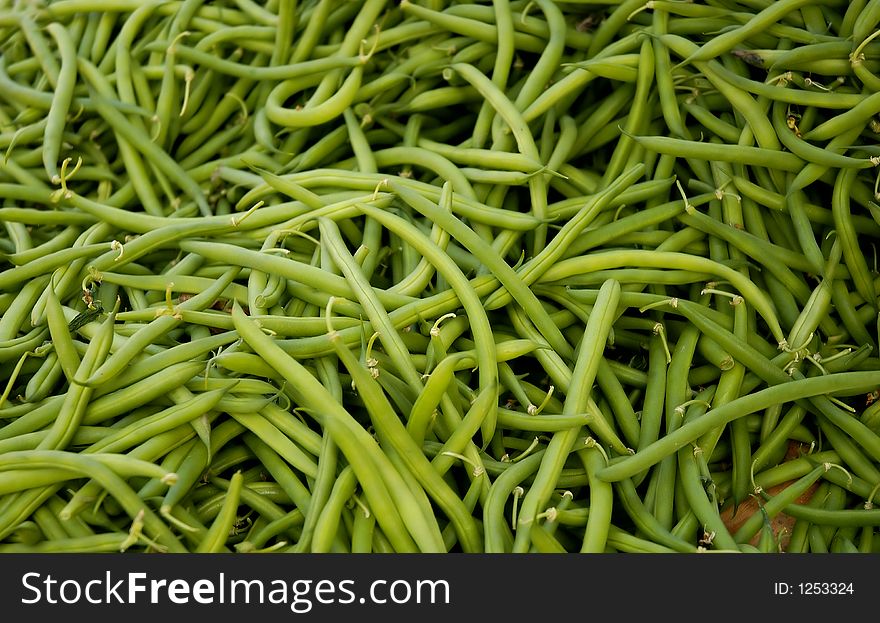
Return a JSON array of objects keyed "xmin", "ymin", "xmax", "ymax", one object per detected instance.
[
  {"xmin": 0, "ymin": 55, "xmax": 149, "ymax": 115},
  {"xmin": 114, "ymin": 3, "xmax": 161, "ymax": 108},
  {"xmin": 42, "ymin": 23, "xmax": 78, "ymax": 185},
  {"xmin": 311, "ymin": 466, "xmax": 356, "ymax": 553},
  {"xmin": 788, "ymin": 283, "xmax": 835, "ymax": 358},
  {"xmin": 544, "ymin": 249, "xmax": 787, "ymax": 347},
  {"xmin": 677, "ymin": 440, "xmax": 740, "ymax": 551},
  {"xmin": 36, "ymin": 501, "xmax": 85, "ymax": 541},
  {"xmin": 18, "ymin": 14, "xmax": 61, "ymax": 87},
  {"xmin": 681, "ymin": 0, "xmax": 842, "ymax": 65},
  {"xmin": 159, "ymin": 444, "xmax": 208, "ymax": 518},
  {"xmin": 194, "ymin": 471, "xmax": 243, "ymax": 553},
  {"xmin": 232, "ymin": 301, "xmax": 438, "ymax": 552},
  {"xmin": 682, "ymin": 100, "xmax": 740, "ymax": 143},
  {"xmin": 97, "ymin": 272, "xmax": 246, "ymax": 301},
  {"xmin": 44, "ymin": 286, "xmax": 81, "ymax": 383},
  {"xmin": 786, "ymin": 499, "xmax": 880, "ymax": 528},
  {"xmin": 428, "ymin": 383, "xmax": 496, "ymax": 476},
  {"xmin": 408, "ymin": 352, "xmax": 457, "ymax": 443},
  {"xmin": 814, "ymin": 418, "xmax": 880, "ymax": 490},
  {"xmin": 228, "ymin": 411, "xmax": 318, "ymax": 480},
  {"xmin": 0, "ymin": 206, "xmax": 95, "ymax": 228},
  {"xmin": 22, "ymin": 350, "xmax": 63, "ymax": 403},
  {"xmin": 671, "ymin": 40, "xmax": 863, "ymax": 110},
  {"xmin": 7, "ymin": 452, "xmax": 170, "ymax": 486},
  {"xmin": 607, "ymin": 525, "xmax": 679, "ymax": 554},
  {"xmin": 319, "ymin": 219, "xmax": 427, "ymax": 387},
  {"xmin": 393, "ymin": 181, "xmax": 571, "ymax": 360},
  {"xmin": 639, "ymin": 328, "xmax": 671, "ymax": 458},
  {"xmin": 80, "ymin": 267, "xmax": 240, "ymax": 387},
  {"xmin": 679, "ymin": 203, "xmax": 816, "ymax": 298},
  {"xmin": 511, "ymin": 0, "xmax": 566, "ymax": 113},
  {"xmin": 420, "ymin": 141, "xmax": 542, "ymax": 174},
  {"xmin": 697, "ymin": 334, "xmax": 735, "ymax": 371},
  {"xmin": 266, "ymin": 57, "xmax": 364, "ymax": 129},
  {"xmin": 698, "ymin": 326, "xmax": 744, "ymax": 475},
  {"xmin": 660, "ymin": 298, "xmax": 878, "ymax": 458},
  {"xmin": 0, "ymin": 242, "xmax": 111, "ymax": 293},
  {"xmin": 788, "ymin": 124, "xmax": 869, "ymax": 193},
  {"xmin": 399, "ymin": 0, "xmax": 546, "ymax": 53},
  {"xmin": 601, "ymin": 40, "xmax": 655, "ymax": 186},
  {"xmin": 657, "ymin": 314, "xmax": 706, "ymax": 527},
  {"xmin": 447, "ymin": 1, "xmax": 591, "ymax": 48},
  {"xmin": 2, "ymin": 221, "xmax": 32, "ymax": 262},
  {"xmin": 526, "ymin": 522, "xmax": 566, "ymax": 553},
  {"xmin": 596, "ymin": 371, "xmax": 880, "ymax": 482},
  {"xmin": 78, "ymin": 58, "xmax": 211, "ymax": 215},
  {"xmin": 0, "ymin": 0, "xmax": 877, "ymax": 556},
  {"xmin": 579, "ymin": 444, "xmax": 614, "ymax": 553},
  {"xmin": 632, "ymin": 134, "xmax": 804, "ymax": 173},
  {"xmin": 245, "ymin": 508, "xmax": 304, "ymax": 551},
  {"xmin": 495, "ymin": 407, "xmax": 595, "ymax": 433},
  {"xmin": 803, "ymin": 92, "xmax": 880, "ymax": 143},
  {"xmin": 485, "ymin": 163, "xmax": 646, "ymax": 310},
  {"xmin": 82, "ymin": 362, "xmax": 204, "ymax": 427},
  {"xmin": 524, "ymin": 54, "xmax": 640, "ymax": 124},
  {"xmin": 483, "ymin": 451, "xmax": 544, "ymax": 553},
  {"xmin": 446, "ymin": 61, "xmax": 550, "ymax": 247},
  {"xmin": 852, "ymin": 0, "xmax": 880, "ymax": 46},
  {"xmin": 735, "ymin": 463, "xmax": 829, "ymax": 544},
  {"xmin": 0, "ymin": 533, "xmax": 133, "ymax": 554},
  {"xmin": 614, "ymin": 477, "xmax": 698, "ymax": 552},
  {"xmin": 595, "ymin": 358, "xmax": 641, "ymax": 449},
  {"xmin": 103, "ymin": 331, "xmax": 237, "ymax": 395},
  {"xmin": 731, "ymin": 174, "xmax": 879, "ymax": 235},
  {"xmin": 185, "ymin": 237, "xmax": 411, "ymax": 302},
  {"xmin": 134, "ymin": 438, "xmax": 197, "ymax": 501},
  {"xmin": 834, "ymin": 167, "xmax": 877, "ymax": 310},
  {"xmin": 290, "ymin": 389, "xmax": 337, "ymax": 548},
  {"xmin": 5, "ymin": 227, "xmax": 80, "ymax": 267},
  {"xmin": 513, "ymin": 279, "xmax": 621, "ymax": 553},
  {"xmin": 347, "ymin": 504, "xmax": 373, "ymax": 553},
  {"xmin": 651, "ymin": 9, "xmax": 688, "ymax": 140},
  {"xmin": 244, "ymin": 434, "xmax": 310, "ymax": 514},
  {"xmin": 831, "ymin": 280, "xmax": 876, "ymax": 347},
  {"xmin": 36, "ymin": 298, "xmax": 117, "ymax": 451},
  {"xmin": 87, "ymin": 388, "xmax": 228, "ymax": 456},
  {"xmin": 771, "ymin": 102, "xmax": 874, "ymax": 171},
  {"xmin": 0, "ymin": 450, "xmax": 183, "ymax": 551},
  {"xmin": 0, "ymin": 276, "xmax": 46, "ymax": 347},
  {"xmin": 63, "ymin": 424, "xmax": 200, "ymax": 519},
  {"xmin": 328, "ymin": 305, "xmax": 483, "ymax": 552}
]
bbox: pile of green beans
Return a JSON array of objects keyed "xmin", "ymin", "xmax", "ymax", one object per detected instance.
[{"xmin": 0, "ymin": 0, "xmax": 879, "ymax": 554}]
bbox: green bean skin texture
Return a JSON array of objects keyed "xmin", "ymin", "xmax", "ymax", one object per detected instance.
[
  {"xmin": 195, "ymin": 471, "xmax": 243, "ymax": 553},
  {"xmin": 596, "ymin": 372, "xmax": 880, "ymax": 482},
  {"xmin": 231, "ymin": 302, "xmax": 439, "ymax": 553},
  {"xmin": 513, "ymin": 279, "xmax": 621, "ymax": 553},
  {"xmin": 42, "ymin": 23, "xmax": 78, "ymax": 184},
  {"xmin": 0, "ymin": 0, "xmax": 877, "ymax": 557}
]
